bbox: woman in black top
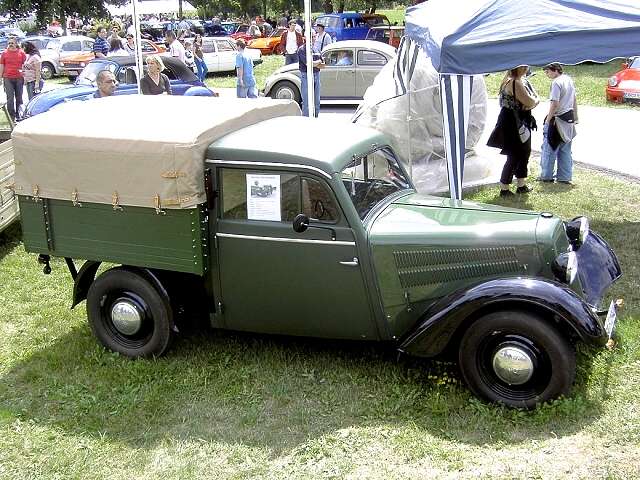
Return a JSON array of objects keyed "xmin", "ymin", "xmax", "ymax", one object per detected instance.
[
  {"xmin": 487, "ymin": 66, "xmax": 539, "ymax": 197},
  {"xmin": 141, "ymin": 55, "xmax": 172, "ymax": 95}
]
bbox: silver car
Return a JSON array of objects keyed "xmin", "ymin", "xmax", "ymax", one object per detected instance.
[
  {"xmin": 24, "ymin": 35, "xmax": 94, "ymax": 79},
  {"xmin": 263, "ymin": 40, "xmax": 396, "ymax": 105}
]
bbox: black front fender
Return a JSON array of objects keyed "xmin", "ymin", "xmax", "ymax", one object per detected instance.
[{"xmin": 399, "ymin": 277, "xmax": 607, "ymax": 358}]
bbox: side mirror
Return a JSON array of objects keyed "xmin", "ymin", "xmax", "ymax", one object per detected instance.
[
  {"xmin": 293, "ymin": 213, "xmax": 309, "ymax": 233},
  {"xmin": 622, "ymin": 62, "xmax": 629, "ymax": 69},
  {"xmin": 292, "ymin": 213, "xmax": 336, "ymax": 240}
]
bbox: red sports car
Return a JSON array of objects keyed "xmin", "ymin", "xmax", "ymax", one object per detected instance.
[{"xmin": 606, "ymin": 56, "xmax": 640, "ymax": 103}]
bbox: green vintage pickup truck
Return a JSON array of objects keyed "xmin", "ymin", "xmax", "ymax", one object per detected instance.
[{"xmin": 13, "ymin": 96, "xmax": 621, "ymax": 408}]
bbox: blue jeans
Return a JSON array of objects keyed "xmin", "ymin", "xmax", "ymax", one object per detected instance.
[
  {"xmin": 236, "ymin": 85, "xmax": 257, "ymax": 98},
  {"xmin": 540, "ymin": 123, "xmax": 573, "ymax": 181},
  {"xmin": 195, "ymin": 57, "xmax": 208, "ymax": 82},
  {"xmin": 300, "ymin": 71, "xmax": 320, "ymax": 117},
  {"xmin": 3, "ymin": 77, "xmax": 24, "ymax": 120},
  {"xmin": 284, "ymin": 53, "xmax": 298, "ymax": 65},
  {"xmin": 25, "ymin": 79, "xmax": 44, "ymax": 101}
]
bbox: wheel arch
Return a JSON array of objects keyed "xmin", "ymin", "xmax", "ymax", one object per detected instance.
[
  {"xmin": 73, "ymin": 263, "xmax": 173, "ymax": 328},
  {"xmin": 264, "ymin": 73, "xmax": 301, "ymax": 97},
  {"xmin": 398, "ymin": 277, "xmax": 607, "ymax": 358},
  {"xmin": 71, "ymin": 260, "xmax": 102, "ymax": 309}
]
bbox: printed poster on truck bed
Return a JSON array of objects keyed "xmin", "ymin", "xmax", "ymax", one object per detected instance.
[{"xmin": 246, "ymin": 173, "xmax": 281, "ymax": 221}]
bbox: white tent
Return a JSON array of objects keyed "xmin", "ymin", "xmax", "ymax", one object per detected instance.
[{"xmin": 107, "ymin": 0, "xmax": 195, "ymax": 16}]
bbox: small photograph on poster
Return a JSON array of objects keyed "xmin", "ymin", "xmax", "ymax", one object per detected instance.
[{"xmin": 247, "ymin": 174, "xmax": 281, "ymax": 221}]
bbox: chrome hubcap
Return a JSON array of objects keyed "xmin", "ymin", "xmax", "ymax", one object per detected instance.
[
  {"xmin": 110, "ymin": 300, "xmax": 142, "ymax": 336},
  {"xmin": 492, "ymin": 346, "xmax": 534, "ymax": 385},
  {"xmin": 276, "ymin": 88, "xmax": 294, "ymax": 100}
]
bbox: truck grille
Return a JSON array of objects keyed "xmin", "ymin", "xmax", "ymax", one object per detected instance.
[{"xmin": 393, "ymin": 247, "xmax": 521, "ymax": 288}]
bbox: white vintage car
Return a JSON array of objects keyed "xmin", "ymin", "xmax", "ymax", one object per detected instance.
[
  {"xmin": 263, "ymin": 40, "xmax": 396, "ymax": 105},
  {"xmin": 200, "ymin": 36, "xmax": 262, "ymax": 73}
]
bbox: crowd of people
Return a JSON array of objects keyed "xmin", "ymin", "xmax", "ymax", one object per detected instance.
[{"xmin": 487, "ymin": 63, "xmax": 578, "ymax": 193}]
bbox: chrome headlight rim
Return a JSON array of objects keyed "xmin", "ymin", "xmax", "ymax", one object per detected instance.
[
  {"xmin": 566, "ymin": 216, "xmax": 589, "ymax": 250},
  {"xmin": 608, "ymin": 76, "xmax": 618, "ymax": 87},
  {"xmin": 552, "ymin": 251, "xmax": 578, "ymax": 284}
]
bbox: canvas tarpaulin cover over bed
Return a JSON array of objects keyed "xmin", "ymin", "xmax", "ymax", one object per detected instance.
[
  {"xmin": 402, "ymin": 0, "xmax": 640, "ymax": 199},
  {"xmin": 12, "ymin": 95, "xmax": 300, "ymax": 209}
]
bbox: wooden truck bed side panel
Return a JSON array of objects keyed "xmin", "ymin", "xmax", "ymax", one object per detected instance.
[
  {"xmin": 0, "ymin": 140, "xmax": 18, "ymax": 233},
  {"xmin": 19, "ymin": 197, "xmax": 208, "ymax": 276}
]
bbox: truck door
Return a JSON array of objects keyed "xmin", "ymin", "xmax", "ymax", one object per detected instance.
[{"xmin": 212, "ymin": 166, "xmax": 377, "ymax": 340}]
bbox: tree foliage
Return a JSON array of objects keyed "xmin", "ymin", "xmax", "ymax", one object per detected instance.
[
  {"xmin": 1, "ymin": 0, "xmax": 395, "ymax": 24},
  {"xmin": 1, "ymin": 0, "xmax": 128, "ymax": 24},
  {"xmin": 191, "ymin": 0, "xmax": 385, "ymax": 18}
]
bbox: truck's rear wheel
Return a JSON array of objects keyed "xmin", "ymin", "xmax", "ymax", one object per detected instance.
[
  {"xmin": 459, "ymin": 310, "xmax": 575, "ymax": 409},
  {"xmin": 86, "ymin": 268, "xmax": 172, "ymax": 358}
]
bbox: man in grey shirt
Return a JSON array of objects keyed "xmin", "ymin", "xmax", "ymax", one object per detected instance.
[{"xmin": 539, "ymin": 63, "xmax": 578, "ymax": 184}]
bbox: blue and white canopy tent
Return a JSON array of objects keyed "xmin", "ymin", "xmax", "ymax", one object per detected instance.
[{"xmin": 403, "ymin": 0, "xmax": 640, "ymax": 199}]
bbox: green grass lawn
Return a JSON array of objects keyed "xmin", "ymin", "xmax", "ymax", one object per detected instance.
[{"xmin": 1, "ymin": 163, "xmax": 639, "ymax": 479}]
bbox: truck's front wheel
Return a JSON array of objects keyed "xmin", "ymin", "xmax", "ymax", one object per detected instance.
[
  {"xmin": 459, "ymin": 310, "xmax": 575, "ymax": 409},
  {"xmin": 86, "ymin": 268, "xmax": 172, "ymax": 358}
]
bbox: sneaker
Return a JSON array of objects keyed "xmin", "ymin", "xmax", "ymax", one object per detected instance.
[
  {"xmin": 557, "ymin": 180, "xmax": 573, "ymax": 185},
  {"xmin": 516, "ymin": 185, "xmax": 532, "ymax": 194},
  {"xmin": 499, "ymin": 189, "xmax": 515, "ymax": 197},
  {"xmin": 537, "ymin": 177, "xmax": 554, "ymax": 183}
]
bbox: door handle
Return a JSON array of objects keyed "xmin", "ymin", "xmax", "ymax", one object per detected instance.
[{"xmin": 339, "ymin": 257, "xmax": 359, "ymax": 267}]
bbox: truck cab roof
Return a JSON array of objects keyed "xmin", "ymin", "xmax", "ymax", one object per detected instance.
[{"xmin": 207, "ymin": 116, "xmax": 391, "ymax": 176}]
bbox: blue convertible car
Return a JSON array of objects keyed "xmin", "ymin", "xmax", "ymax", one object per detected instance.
[{"xmin": 23, "ymin": 56, "xmax": 214, "ymax": 118}]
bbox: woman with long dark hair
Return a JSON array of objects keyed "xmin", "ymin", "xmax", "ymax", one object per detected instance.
[
  {"xmin": 487, "ymin": 66, "xmax": 539, "ymax": 197},
  {"xmin": 22, "ymin": 41, "xmax": 42, "ymax": 101}
]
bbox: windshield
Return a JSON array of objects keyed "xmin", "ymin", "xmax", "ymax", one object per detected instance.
[
  {"xmin": 341, "ymin": 147, "xmax": 412, "ymax": 220},
  {"xmin": 76, "ymin": 62, "xmax": 117, "ymax": 86},
  {"xmin": 364, "ymin": 16, "xmax": 389, "ymax": 26},
  {"xmin": 631, "ymin": 57, "xmax": 640, "ymax": 69},
  {"xmin": 222, "ymin": 23, "xmax": 236, "ymax": 33}
]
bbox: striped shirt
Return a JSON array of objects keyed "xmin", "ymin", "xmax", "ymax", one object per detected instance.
[{"xmin": 93, "ymin": 37, "xmax": 108, "ymax": 57}]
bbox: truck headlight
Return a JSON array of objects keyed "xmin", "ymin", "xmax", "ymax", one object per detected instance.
[
  {"xmin": 608, "ymin": 76, "xmax": 618, "ymax": 87},
  {"xmin": 566, "ymin": 216, "xmax": 589, "ymax": 249},
  {"xmin": 552, "ymin": 251, "xmax": 578, "ymax": 284}
]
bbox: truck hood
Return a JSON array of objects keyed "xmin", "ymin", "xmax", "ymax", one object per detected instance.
[
  {"xmin": 369, "ymin": 192, "xmax": 541, "ymax": 244},
  {"xmin": 392, "ymin": 192, "xmax": 540, "ymax": 215},
  {"xmin": 368, "ymin": 193, "xmax": 552, "ymax": 325}
]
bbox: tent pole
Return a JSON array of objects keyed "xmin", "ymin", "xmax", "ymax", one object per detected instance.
[
  {"xmin": 405, "ymin": 40, "xmax": 413, "ymax": 179},
  {"xmin": 131, "ymin": 0, "xmax": 144, "ymax": 94},
  {"xmin": 304, "ymin": 0, "xmax": 315, "ymax": 118}
]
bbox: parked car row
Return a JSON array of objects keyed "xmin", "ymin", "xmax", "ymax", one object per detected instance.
[{"xmin": 59, "ymin": 38, "xmax": 165, "ymax": 79}]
